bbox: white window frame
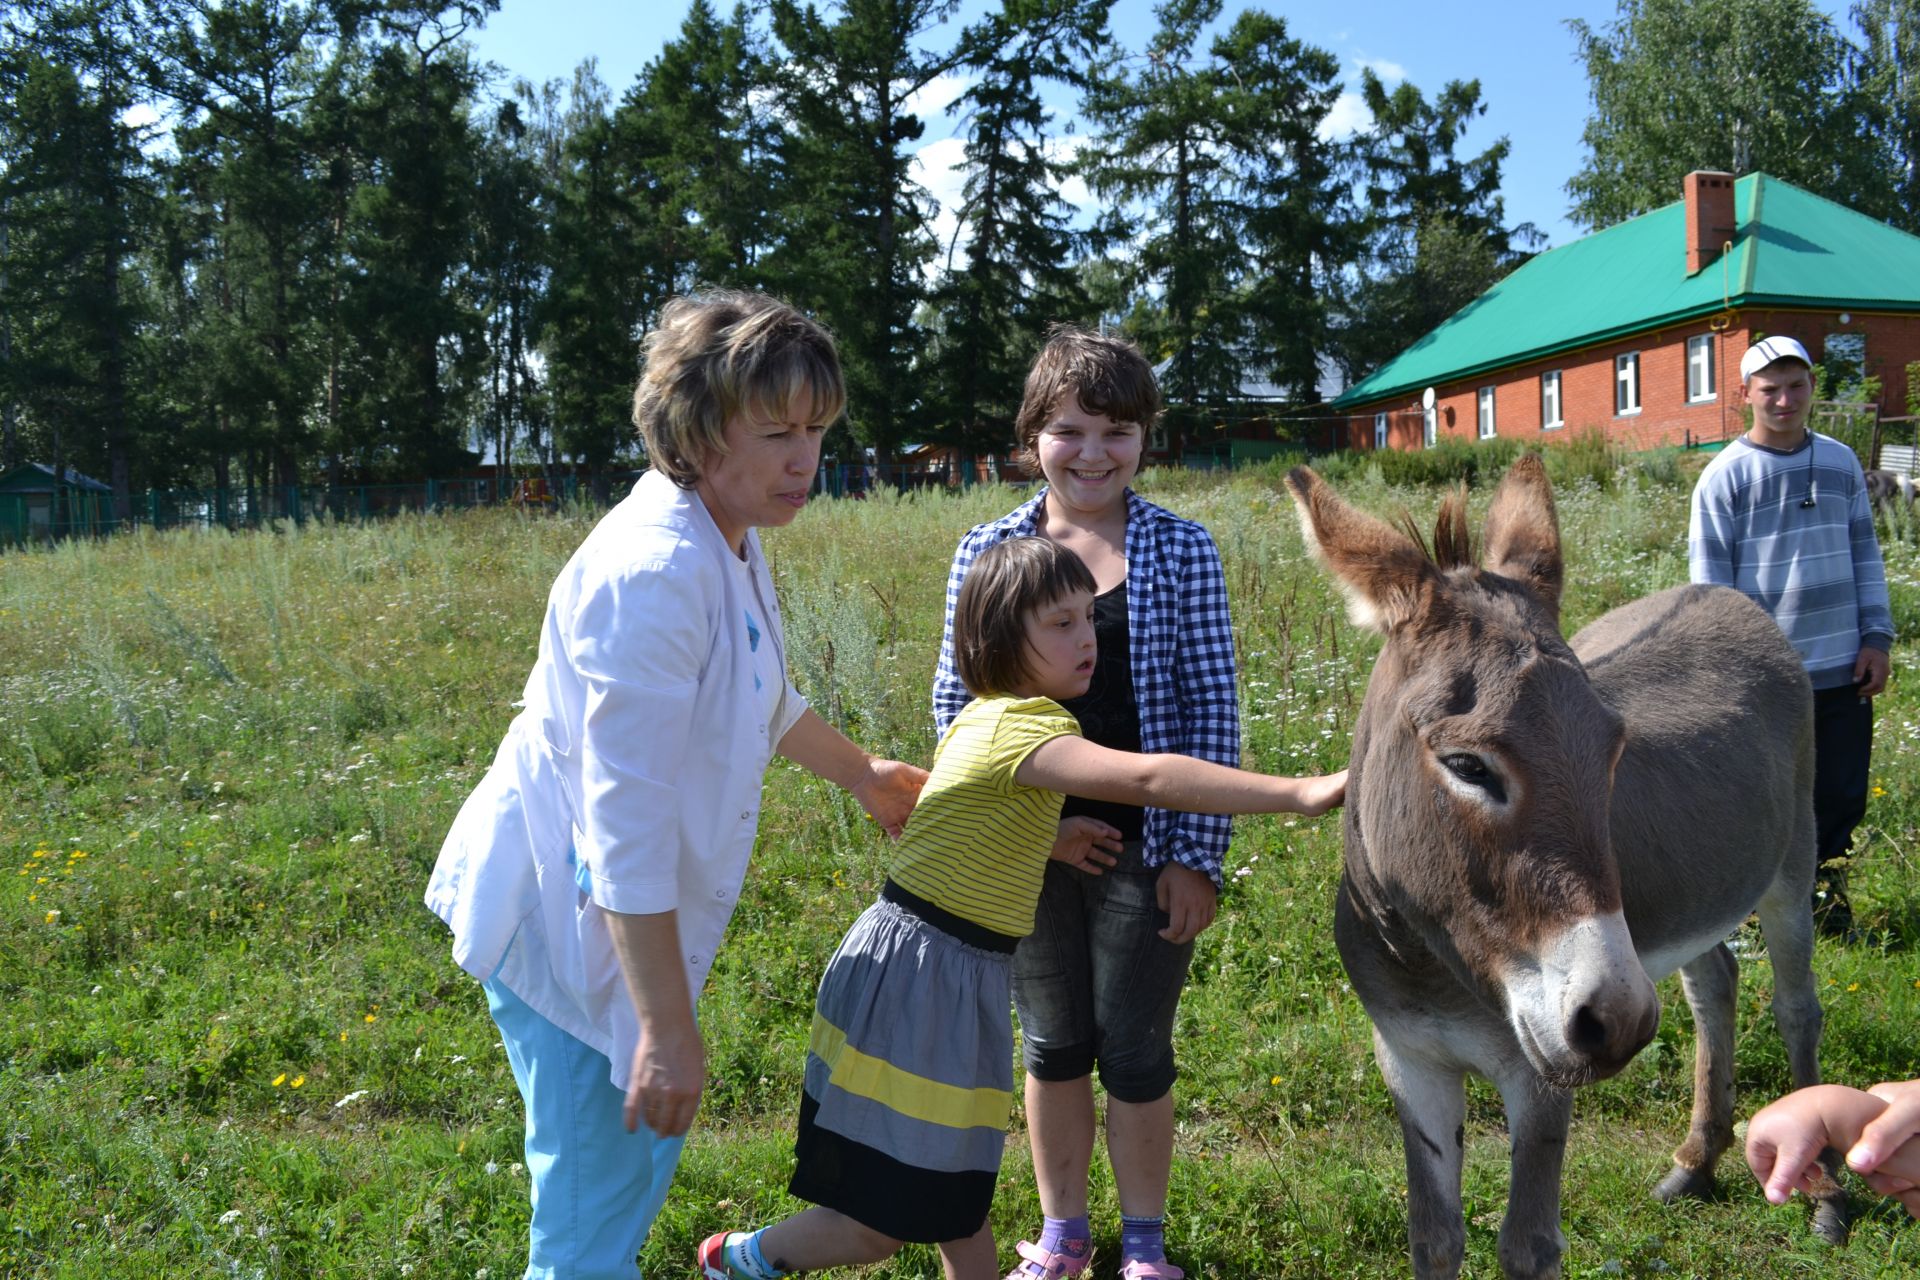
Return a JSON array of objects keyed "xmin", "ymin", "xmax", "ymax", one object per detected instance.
[
  {"xmin": 1423, "ymin": 403, "xmax": 1438, "ymax": 448},
  {"xmin": 1374, "ymin": 411, "xmax": 1388, "ymax": 450},
  {"xmin": 1477, "ymin": 386, "xmax": 1497, "ymax": 439},
  {"xmin": 1615, "ymin": 352, "xmax": 1641, "ymax": 416},
  {"xmin": 1686, "ymin": 335, "xmax": 1716, "ymax": 403},
  {"xmin": 1540, "ymin": 370, "xmax": 1563, "ymax": 429}
]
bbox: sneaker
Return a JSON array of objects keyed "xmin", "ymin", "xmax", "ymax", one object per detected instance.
[
  {"xmin": 1120, "ymin": 1261, "xmax": 1186, "ymax": 1280},
  {"xmin": 1005, "ymin": 1238, "xmax": 1093, "ymax": 1280},
  {"xmin": 698, "ymin": 1232, "xmax": 749, "ymax": 1280}
]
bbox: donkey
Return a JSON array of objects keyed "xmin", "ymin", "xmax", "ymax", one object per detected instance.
[{"xmin": 1286, "ymin": 457, "xmax": 1838, "ymax": 1280}]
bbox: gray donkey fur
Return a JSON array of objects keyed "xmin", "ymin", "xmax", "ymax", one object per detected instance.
[{"xmin": 1287, "ymin": 457, "xmax": 1835, "ymax": 1280}]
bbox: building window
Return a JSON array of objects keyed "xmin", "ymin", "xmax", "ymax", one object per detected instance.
[
  {"xmin": 1148, "ymin": 423, "xmax": 1169, "ymax": 453},
  {"xmin": 1686, "ymin": 335, "xmax": 1716, "ymax": 402},
  {"xmin": 1477, "ymin": 387, "xmax": 1496, "ymax": 439},
  {"xmin": 1615, "ymin": 352, "xmax": 1641, "ymax": 415},
  {"xmin": 1540, "ymin": 371, "xmax": 1563, "ymax": 428},
  {"xmin": 1423, "ymin": 403, "xmax": 1438, "ymax": 448},
  {"xmin": 1374, "ymin": 411, "xmax": 1388, "ymax": 450}
]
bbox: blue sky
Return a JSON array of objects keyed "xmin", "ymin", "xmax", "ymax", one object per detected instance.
[{"xmin": 466, "ymin": 0, "xmax": 1847, "ymax": 252}]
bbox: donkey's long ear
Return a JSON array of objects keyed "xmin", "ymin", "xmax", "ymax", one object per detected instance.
[
  {"xmin": 1481, "ymin": 453, "xmax": 1563, "ymax": 622},
  {"xmin": 1286, "ymin": 465, "xmax": 1437, "ymax": 634}
]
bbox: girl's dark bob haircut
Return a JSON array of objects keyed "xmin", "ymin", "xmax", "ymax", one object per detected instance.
[{"xmin": 952, "ymin": 537, "xmax": 1096, "ymax": 698}]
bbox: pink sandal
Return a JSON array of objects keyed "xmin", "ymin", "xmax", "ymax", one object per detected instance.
[
  {"xmin": 1003, "ymin": 1239, "xmax": 1093, "ymax": 1280},
  {"xmin": 1119, "ymin": 1261, "xmax": 1185, "ymax": 1280}
]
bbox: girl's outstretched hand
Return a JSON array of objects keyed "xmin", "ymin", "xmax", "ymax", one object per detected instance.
[{"xmin": 1297, "ymin": 769, "xmax": 1348, "ymax": 817}]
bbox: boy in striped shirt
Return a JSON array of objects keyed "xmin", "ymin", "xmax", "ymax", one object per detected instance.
[{"xmin": 1688, "ymin": 335, "xmax": 1895, "ymax": 935}]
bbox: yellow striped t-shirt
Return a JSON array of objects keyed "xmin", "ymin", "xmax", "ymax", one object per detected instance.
[{"xmin": 888, "ymin": 695, "xmax": 1081, "ymax": 939}]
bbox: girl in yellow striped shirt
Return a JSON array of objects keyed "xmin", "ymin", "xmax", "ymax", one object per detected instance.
[{"xmin": 701, "ymin": 537, "xmax": 1345, "ymax": 1280}]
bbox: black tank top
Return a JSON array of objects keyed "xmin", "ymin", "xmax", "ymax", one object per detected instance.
[{"xmin": 1059, "ymin": 581, "xmax": 1145, "ymax": 841}]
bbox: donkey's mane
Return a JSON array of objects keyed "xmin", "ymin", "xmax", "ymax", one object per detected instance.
[{"xmin": 1393, "ymin": 487, "xmax": 1474, "ymax": 571}]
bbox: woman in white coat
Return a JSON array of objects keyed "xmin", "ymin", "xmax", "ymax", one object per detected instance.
[{"xmin": 427, "ymin": 291, "xmax": 927, "ymax": 1279}]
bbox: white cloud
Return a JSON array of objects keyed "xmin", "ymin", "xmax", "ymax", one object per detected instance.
[
  {"xmin": 910, "ymin": 135, "xmax": 972, "ymax": 270},
  {"xmin": 1319, "ymin": 90, "xmax": 1373, "ymax": 140},
  {"xmin": 1353, "ymin": 56, "xmax": 1407, "ymax": 85},
  {"xmin": 902, "ymin": 72, "xmax": 976, "ymax": 136}
]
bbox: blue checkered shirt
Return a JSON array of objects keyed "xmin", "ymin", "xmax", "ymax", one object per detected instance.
[{"xmin": 932, "ymin": 488, "xmax": 1241, "ymax": 884}]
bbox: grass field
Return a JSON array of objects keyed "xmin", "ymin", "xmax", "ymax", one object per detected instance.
[{"xmin": 3, "ymin": 458, "xmax": 1919, "ymax": 1279}]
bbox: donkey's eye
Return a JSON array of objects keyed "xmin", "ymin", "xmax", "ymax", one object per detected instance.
[{"xmin": 1440, "ymin": 752, "xmax": 1507, "ymax": 802}]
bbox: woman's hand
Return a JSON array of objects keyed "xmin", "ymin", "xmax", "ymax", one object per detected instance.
[
  {"xmin": 1050, "ymin": 816, "xmax": 1122, "ymax": 875},
  {"xmin": 624, "ymin": 1013, "xmax": 705, "ymax": 1137},
  {"xmin": 850, "ymin": 757, "xmax": 929, "ymax": 838}
]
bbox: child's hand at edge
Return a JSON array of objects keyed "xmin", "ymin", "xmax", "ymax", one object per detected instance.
[
  {"xmin": 1851, "ymin": 1079, "xmax": 1920, "ymax": 1210},
  {"xmin": 1746, "ymin": 1084, "xmax": 1886, "ymax": 1205},
  {"xmin": 1050, "ymin": 816, "xmax": 1123, "ymax": 875}
]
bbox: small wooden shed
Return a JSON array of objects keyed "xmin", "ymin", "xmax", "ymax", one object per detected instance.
[{"xmin": 0, "ymin": 463, "xmax": 116, "ymax": 544}]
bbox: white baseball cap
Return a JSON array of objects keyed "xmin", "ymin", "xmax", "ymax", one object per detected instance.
[{"xmin": 1740, "ymin": 335, "xmax": 1812, "ymax": 382}]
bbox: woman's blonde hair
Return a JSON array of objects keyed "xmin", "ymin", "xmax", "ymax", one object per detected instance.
[{"xmin": 632, "ymin": 291, "xmax": 846, "ymax": 487}]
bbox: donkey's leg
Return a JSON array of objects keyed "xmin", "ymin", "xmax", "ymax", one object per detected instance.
[
  {"xmin": 1653, "ymin": 943, "xmax": 1737, "ymax": 1203},
  {"xmin": 1756, "ymin": 871, "xmax": 1847, "ymax": 1242},
  {"xmin": 1375, "ymin": 1029, "xmax": 1468, "ymax": 1280},
  {"xmin": 1755, "ymin": 858, "xmax": 1824, "ymax": 1090},
  {"xmin": 1492, "ymin": 1068, "xmax": 1572, "ymax": 1280}
]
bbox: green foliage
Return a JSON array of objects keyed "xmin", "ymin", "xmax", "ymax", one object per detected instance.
[
  {"xmin": 1565, "ymin": 0, "xmax": 1878, "ymax": 230},
  {"xmin": 4, "ymin": 481, "xmax": 1918, "ymax": 1276}
]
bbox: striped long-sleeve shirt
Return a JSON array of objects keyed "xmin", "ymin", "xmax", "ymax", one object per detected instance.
[{"xmin": 1688, "ymin": 431, "xmax": 1895, "ymax": 690}]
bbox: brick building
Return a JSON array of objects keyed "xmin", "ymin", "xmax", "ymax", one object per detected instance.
[{"xmin": 1331, "ymin": 172, "xmax": 1920, "ymax": 452}]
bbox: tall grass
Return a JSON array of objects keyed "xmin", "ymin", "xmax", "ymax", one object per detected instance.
[{"xmin": 2, "ymin": 473, "xmax": 1917, "ymax": 1278}]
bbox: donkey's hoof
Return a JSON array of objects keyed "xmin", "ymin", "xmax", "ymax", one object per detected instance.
[
  {"xmin": 1811, "ymin": 1195, "xmax": 1851, "ymax": 1245},
  {"xmin": 1652, "ymin": 1165, "xmax": 1713, "ymax": 1203}
]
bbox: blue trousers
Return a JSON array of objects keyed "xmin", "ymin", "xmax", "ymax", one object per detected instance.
[{"xmin": 484, "ymin": 976, "xmax": 687, "ymax": 1279}]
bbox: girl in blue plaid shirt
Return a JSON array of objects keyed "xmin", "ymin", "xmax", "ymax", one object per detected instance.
[{"xmin": 932, "ymin": 328, "xmax": 1243, "ymax": 1280}]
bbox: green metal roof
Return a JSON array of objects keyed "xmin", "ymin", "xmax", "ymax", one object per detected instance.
[{"xmin": 1332, "ymin": 174, "xmax": 1920, "ymax": 409}]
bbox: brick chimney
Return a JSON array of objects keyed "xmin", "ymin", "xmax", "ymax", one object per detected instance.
[{"xmin": 1684, "ymin": 170, "xmax": 1737, "ymax": 275}]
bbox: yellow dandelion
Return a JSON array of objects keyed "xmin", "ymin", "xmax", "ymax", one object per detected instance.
[
  {"xmin": 27, "ymin": 893, "xmax": 36, "ymax": 903},
  {"xmin": 364, "ymin": 1013, "xmax": 377, "ymax": 1024},
  {"xmin": 36, "ymin": 876, "xmax": 48, "ymax": 885},
  {"xmin": 45, "ymin": 909, "xmax": 60, "ymax": 924},
  {"xmin": 272, "ymin": 1073, "xmax": 287, "ymax": 1087},
  {"xmin": 31, "ymin": 850, "xmax": 46, "ymax": 859},
  {"xmin": 1848, "ymin": 982, "xmax": 1861, "ymax": 992},
  {"xmin": 1270, "ymin": 1075, "xmax": 1283, "ymax": 1086},
  {"xmin": 340, "ymin": 1031, "xmax": 349, "ymax": 1042},
  {"xmin": 1872, "ymin": 786, "xmax": 1888, "ymax": 798},
  {"xmin": 290, "ymin": 1075, "xmax": 305, "ymax": 1088}
]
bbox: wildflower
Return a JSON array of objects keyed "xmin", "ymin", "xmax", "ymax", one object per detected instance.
[
  {"xmin": 340, "ymin": 1031, "xmax": 349, "ymax": 1043},
  {"xmin": 485, "ymin": 1160, "xmax": 500, "ymax": 1175},
  {"xmin": 364, "ymin": 1013, "xmax": 377, "ymax": 1024},
  {"xmin": 44, "ymin": 909, "xmax": 60, "ymax": 924},
  {"xmin": 1871, "ymin": 786, "xmax": 1888, "ymax": 798},
  {"xmin": 272, "ymin": 1073, "xmax": 287, "ymax": 1087},
  {"xmin": 1847, "ymin": 982, "xmax": 1861, "ymax": 993},
  {"xmin": 1270, "ymin": 1075, "xmax": 1283, "ymax": 1086},
  {"xmin": 334, "ymin": 1090, "xmax": 369, "ymax": 1110},
  {"xmin": 218, "ymin": 1209, "xmax": 243, "ymax": 1227},
  {"xmin": 290, "ymin": 1075, "xmax": 305, "ymax": 1088}
]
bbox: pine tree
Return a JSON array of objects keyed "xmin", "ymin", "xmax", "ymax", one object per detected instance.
[
  {"xmin": 766, "ymin": 0, "xmax": 958, "ymax": 460},
  {"xmin": 922, "ymin": 0, "xmax": 1111, "ymax": 455}
]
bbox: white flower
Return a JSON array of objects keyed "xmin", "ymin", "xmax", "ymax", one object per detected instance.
[
  {"xmin": 484, "ymin": 1160, "xmax": 500, "ymax": 1175},
  {"xmin": 218, "ymin": 1209, "xmax": 244, "ymax": 1226},
  {"xmin": 333, "ymin": 1090, "xmax": 369, "ymax": 1110}
]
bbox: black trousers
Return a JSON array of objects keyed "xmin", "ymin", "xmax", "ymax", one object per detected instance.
[{"xmin": 1813, "ymin": 685, "xmax": 1875, "ymax": 866}]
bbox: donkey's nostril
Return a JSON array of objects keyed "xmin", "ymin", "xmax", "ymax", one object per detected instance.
[{"xmin": 1568, "ymin": 1004, "xmax": 1608, "ymax": 1055}]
